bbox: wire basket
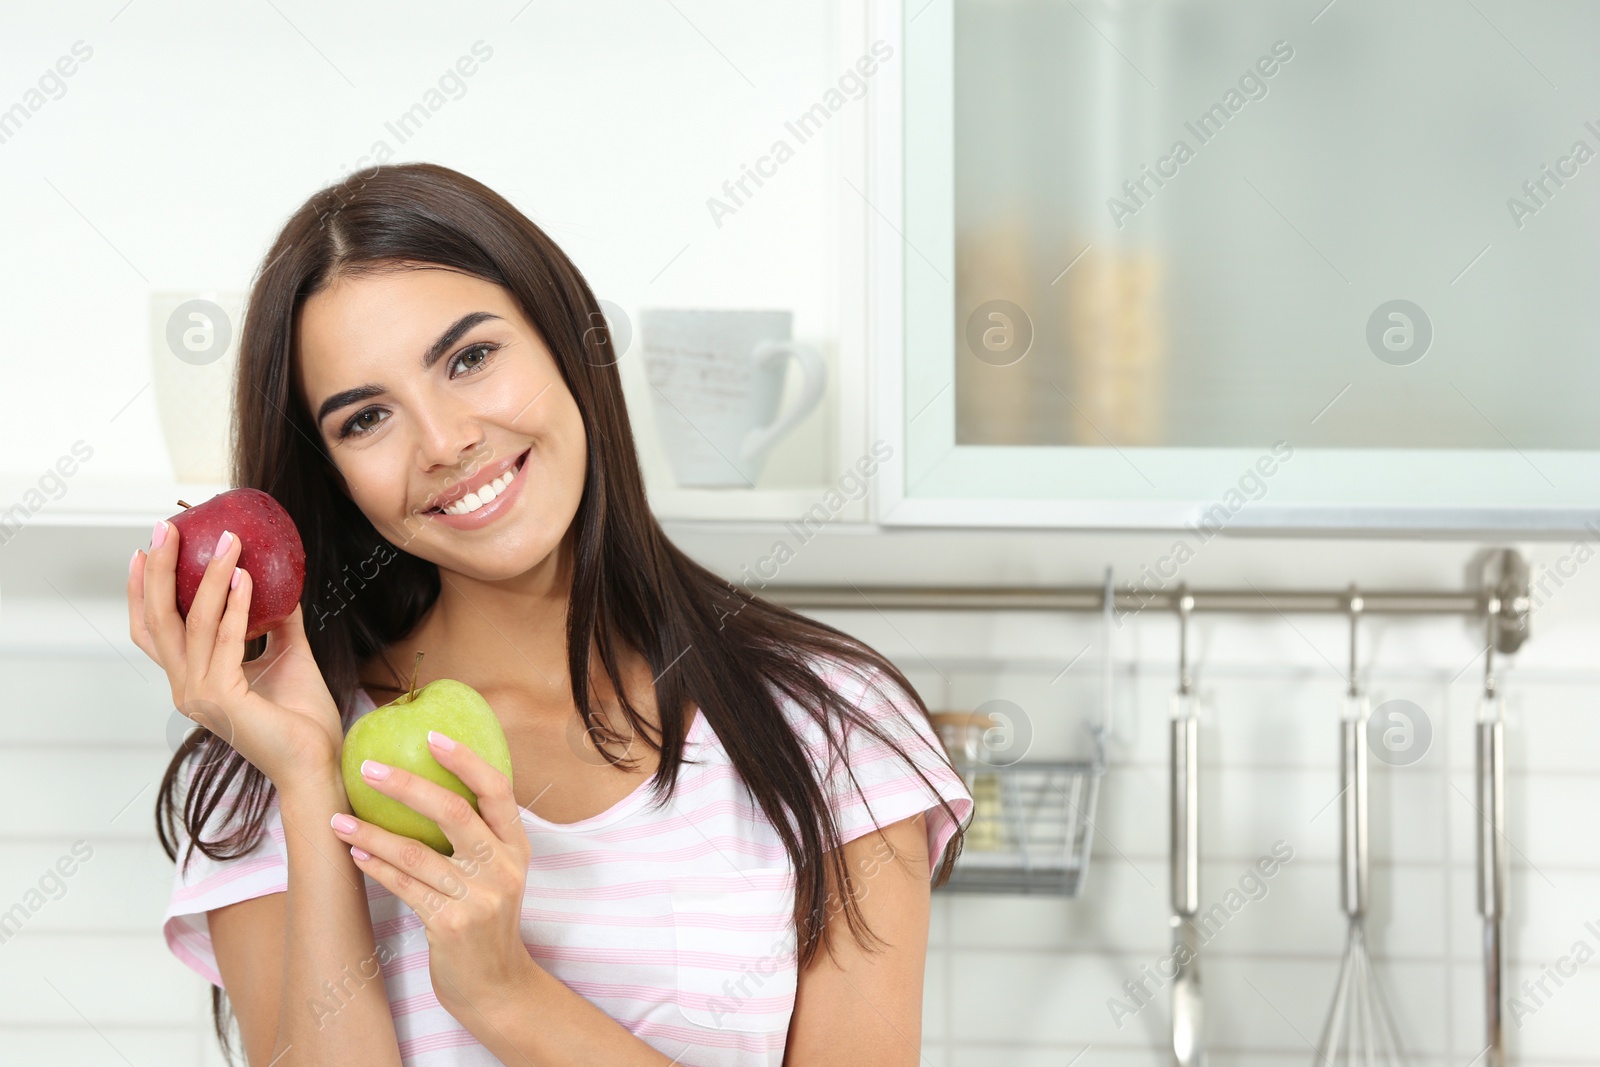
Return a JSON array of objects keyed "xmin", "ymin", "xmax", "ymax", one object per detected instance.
[
  {"xmin": 937, "ymin": 568, "xmax": 1115, "ymax": 896},
  {"xmin": 940, "ymin": 757, "xmax": 1104, "ymax": 896}
]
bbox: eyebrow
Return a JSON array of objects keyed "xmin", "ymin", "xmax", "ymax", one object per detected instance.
[{"xmin": 315, "ymin": 311, "xmax": 505, "ymax": 429}]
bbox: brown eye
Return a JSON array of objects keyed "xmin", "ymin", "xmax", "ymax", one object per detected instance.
[
  {"xmin": 450, "ymin": 343, "xmax": 497, "ymax": 376},
  {"xmin": 341, "ymin": 407, "xmax": 389, "ymax": 438}
]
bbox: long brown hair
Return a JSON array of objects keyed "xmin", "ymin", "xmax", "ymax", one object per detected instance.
[{"xmin": 154, "ymin": 162, "xmax": 966, "ymax": 1057}]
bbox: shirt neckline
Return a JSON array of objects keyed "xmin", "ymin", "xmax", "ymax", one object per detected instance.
[
  {"xmin": 521, "ymin": 706, "xmax": 707, "ymax": 832},
  {"xmin": 353, "ymin": 687, "xmax": 707, "ymax": 832}
]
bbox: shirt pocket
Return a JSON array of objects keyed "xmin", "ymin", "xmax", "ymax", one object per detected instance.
[{"xmin": 669, "ymin": 868, "xmax": 798, "ymax": 1032}]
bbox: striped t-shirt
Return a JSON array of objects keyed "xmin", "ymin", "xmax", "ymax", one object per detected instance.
[{"xmin": 162, "ymin": 657, "xmax": 973, "ymax": 1065}]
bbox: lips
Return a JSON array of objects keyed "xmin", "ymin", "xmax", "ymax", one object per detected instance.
[{"xmin": 425, "ymin": 447, "xmax": 530, "ymax": 513}]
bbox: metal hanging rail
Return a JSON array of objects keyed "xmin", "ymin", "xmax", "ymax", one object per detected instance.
[
  {"xmin": 751, "ymin": 548, "xmax": 1533, "ymax": 653},
  {"xmin": 756, "ymin": 584, "xmax": 1478, "ymax": 614}
]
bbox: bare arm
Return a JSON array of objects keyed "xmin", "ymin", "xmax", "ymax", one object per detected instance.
[
  {"xmin": 464, "ymin": 963, "xmax": 688, "ymax": 1066},
  {"xmin": 278, "ymin": 768, "xmax": 405, "ymax": 1065},
  {"xmin": 208, "ymin": 893, "xmax": 285, "ymax": 1065},
  {"xmin": 208, "ymin": 766, "xmax": 403, "ymax": 1066},
  {"xmin": 783, "ymin": 813, "xmax": 933, "ymax": 1066}
]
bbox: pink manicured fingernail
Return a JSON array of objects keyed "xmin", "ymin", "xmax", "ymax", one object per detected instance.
[
  {"xmin": 151, "ymin": 520, "xmax": 167, "ymax": 549},
  {"xmin": 351, "ymin": 845, "xmax": 372, "ymax": 861},
  {"xmin": 231, "ymin": 567, "xmax": 243, "ymax": 590},
  {"xmin": 129, "ymin": 549, "xmax": 139, "ymax": 575},
  {"xmin": 215, "ymin": 529, "xmax": 233, "ymax": 556},
  {"xmin": 331, "ymin": 813, "xmax": 357, "ymax": 834},
  {"xmin": 428, "ymin": 731, "xmax": 457, "ymax": 751},
  {"xmin": 361, "ymin": 759, "xmax": 391, "ymax": 781}
]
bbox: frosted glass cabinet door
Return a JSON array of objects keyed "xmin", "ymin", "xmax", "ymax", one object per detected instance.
[{"xmin": 879, "ymin": 0, "xmax": 1600, "ymax": 531}]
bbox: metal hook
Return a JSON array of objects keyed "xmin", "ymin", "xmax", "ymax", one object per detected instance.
[
  {"xmin": 1346, "ymin": 583, "xmax": 1364, "ymax": 699},
  {"xmin": 1176, "ymin": 584, "xmax": 1194, "ymax": 696},
  {"xmin": 1484, "ymin": 594, "xmax": 1501, "ymax": 701},
  {"xmin": 1094, "ymin": 565, "xmax": 1115, "ymax": 761}
]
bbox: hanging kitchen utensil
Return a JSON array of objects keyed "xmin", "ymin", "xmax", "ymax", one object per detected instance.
[
  {"xmin": 1478, "ymin": 601, "xmax": 1509, "ymax": 1067},
  {"xmin": 1170, "ymin": 588, "xmax": 1203, "ymax": 1067},
  {"xmin": 1314, "ymin": 586, "xmax": 1408, "ymax": 1064}
]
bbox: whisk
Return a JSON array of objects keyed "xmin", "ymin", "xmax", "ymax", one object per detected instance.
[{"xmin": 1315, "ymin": 589, "xmax": 1407, "ymax": 1065}]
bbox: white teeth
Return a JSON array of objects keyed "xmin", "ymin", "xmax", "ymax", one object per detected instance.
[{"xmin": 438, "ymin": 457, "xmax": 522, "ymax": 516}]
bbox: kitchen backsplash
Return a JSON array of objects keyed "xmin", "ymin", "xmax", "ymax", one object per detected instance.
[
  {"xmin": 1, "ymin": 529, "xmax": 1596, "ymax": 1065},
  {"xmin": 881, "ymin": 610, "xmax": 1600, "ymax": 1065}
]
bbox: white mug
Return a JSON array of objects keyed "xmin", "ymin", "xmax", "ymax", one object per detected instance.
[{"xmin": 640, "ymin": 309, "xmax": 826, "ymax": 487}]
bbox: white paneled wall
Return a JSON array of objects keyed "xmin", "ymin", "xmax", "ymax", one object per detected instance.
[
  {"xmin": 3, "ymin": 526, "xmax": 1599, "ymax": 1065},
  {"xmin": 0, "ymin": 652, "xmax": 226, "ymax": 1064}
]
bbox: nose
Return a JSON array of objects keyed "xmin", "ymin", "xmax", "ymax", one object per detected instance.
[{"xmin": 412, "ymin": 392, "xmax": 485, "ymax": 474}]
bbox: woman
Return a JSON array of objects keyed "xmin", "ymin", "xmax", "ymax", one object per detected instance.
[{"xmin": 129, "ymin": 163, "xmax": 972, "ymax": 1066}]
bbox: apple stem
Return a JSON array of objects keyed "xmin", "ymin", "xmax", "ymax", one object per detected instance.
[
  {"xmin": 407, "ymin": 651, "xmax": 423, "ymax": 703},
  {"xmin": 176, "ymin": 500, "xmax": 193, "ymax": 509}
]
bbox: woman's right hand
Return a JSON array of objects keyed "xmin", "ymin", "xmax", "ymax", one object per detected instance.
[{"xmin": 129, "ymin": 517, "xmax": 346, "ymax": 793}]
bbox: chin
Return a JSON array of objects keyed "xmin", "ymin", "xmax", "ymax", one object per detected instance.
[{"xmin": 435, "ymin": 525, "xmax": 569, "ymax": 581}]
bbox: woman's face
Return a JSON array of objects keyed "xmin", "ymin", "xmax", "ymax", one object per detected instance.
[{"xmin": 294, "ymin": 264, "xmax": 587, "ymax": 582}]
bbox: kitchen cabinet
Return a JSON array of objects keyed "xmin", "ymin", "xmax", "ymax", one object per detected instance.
[
  {"xmin": 870, "ymin": 0, "xmax": 1600, "ymax": 532},
  {"xmin": 10, "ymin": 3, "xmax": 1600, "ymax": 537},
  {"xmin": 0, "ymin": 6, "xmax": 874, "ymax": 532}
]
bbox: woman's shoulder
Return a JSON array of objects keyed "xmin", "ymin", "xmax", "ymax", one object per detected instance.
[
  {"xmin": 778, "ymin": 649, "xmax": 974, "ymax": 868},
  {"xmin": 771, "ymin": 649, "xmax": 943, "ymax": 774},
  {"xmin": 784, "ymin": 650, "xmax": 926, "ymax": 728}
]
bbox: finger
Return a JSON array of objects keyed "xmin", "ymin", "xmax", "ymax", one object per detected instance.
[
  {"xmin": 427, "ymin": 731, "xmax": 524, "ymax": 845},
  {"xmin": 348, "ymin": 849, "xmax": 464, "ymax": 929},
  {"xmin": 241, "ymin": 602, "xmax": 304, "ymax": 689},
  {"xmin": 210, "ymin": 562, "xmax": 251, "ymax": 682},
  {"xmin": 141, "ymin": 519, "xmax": 188, "ymax": 680},
  {"xmin": 355, "ymin": 759, "xmax": 490, "ymax": 859},
  {"xmin": 332, "ymin": 813, "xmax": 466, "ymax": 913},
  {"xmin": 184, "ymin": 528, "xmax": 242, "ymax": 682},
  {"xmin": 261, "ymin": 601, "xmax": 308, "ymax": 661},
  {"xmin": 127, "ymin": 549, "xmax": 160, "ymax": 664}
]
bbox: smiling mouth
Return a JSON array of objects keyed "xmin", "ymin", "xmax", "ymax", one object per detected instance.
[{"xmin": 426, "ymin": 448, "xmax": 530, "ymax": 517}]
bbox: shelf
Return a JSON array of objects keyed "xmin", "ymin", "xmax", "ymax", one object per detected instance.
[
  {"xmin": 0, "ymin": 476, "xmax": 232, "ymax": 532},
  {"xmin": 643, "ymin": 485, "xmax": 867, "ymax": 524},
  {"xmin": 0, "ymin": 479, "xmax": 868, "ymax": 531}
]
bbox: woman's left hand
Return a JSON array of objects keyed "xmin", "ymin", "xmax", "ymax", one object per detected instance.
[{"xmin": 330, "ymin": 730, "xmax": 536, "ymax": 1023}]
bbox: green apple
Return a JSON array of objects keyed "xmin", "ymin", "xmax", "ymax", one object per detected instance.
[{"xmin": 340, "ymin": 677, "xmax": 514, "ymax": 855}]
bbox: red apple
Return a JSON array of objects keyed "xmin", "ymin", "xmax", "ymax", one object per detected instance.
[{"xmin": 167, "ymin": 488, "xmax": 306, "ymax": 640}]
